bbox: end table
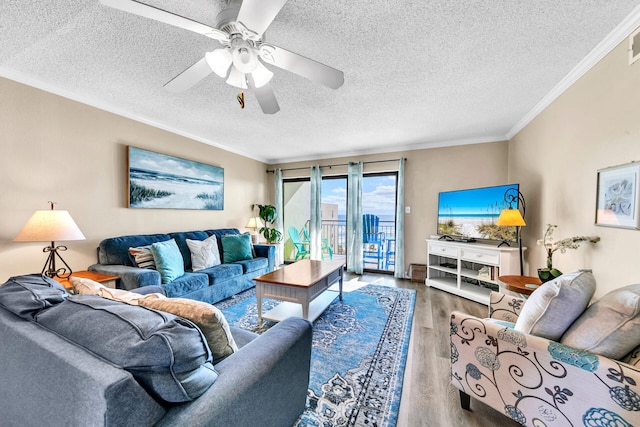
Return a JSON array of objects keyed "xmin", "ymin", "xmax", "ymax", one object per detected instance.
[
  {"xmin": 498, "ymin": 275, "xmax": 543, "ymax": 298},
  {"xmin": 54, "ymin": 270, "xmax": 120, "ymax": 292}
]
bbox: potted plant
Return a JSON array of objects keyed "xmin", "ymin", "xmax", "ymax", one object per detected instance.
[
  {"xmin": 537, "ymin": 224, "xmax": 600, "ymax": 282},
  {"xmin": 257, "ymin": 204, "xmax": 282, "ymax": 244}
]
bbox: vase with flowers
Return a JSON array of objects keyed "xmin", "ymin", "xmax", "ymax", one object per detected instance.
[{"xmin": 536, "ymin": 224, "xmax": 600, "ymax": 282}]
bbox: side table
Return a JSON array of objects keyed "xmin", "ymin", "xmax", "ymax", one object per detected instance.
[
  {"xmin": 498, "ymin": 275, "xmax": 543, "ymax": 298},
  {"xmin": 54, "ymin": 270, "xmax": 120, "ymax": 292}
]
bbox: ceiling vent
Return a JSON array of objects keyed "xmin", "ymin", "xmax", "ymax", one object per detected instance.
[{"xmin": 630, "ymin": 27, "xmax": 640, "ymax": 65}]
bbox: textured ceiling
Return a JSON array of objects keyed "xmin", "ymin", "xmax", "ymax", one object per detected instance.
[{"xmin": 1, "ymin": 1, "xmax": 640, "ymax": 163}]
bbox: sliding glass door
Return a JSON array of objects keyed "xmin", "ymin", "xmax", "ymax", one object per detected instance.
[
  {"xmin": 283, "ymin": 177, "xmax": 346, "ymax": 263},
  {"xmin": 283, "ymin": 172, "xmax": 397, "ymax": 273},
  {"xmin": 361, "ymin": 173, "xmax": 397, "ymax": 272}
]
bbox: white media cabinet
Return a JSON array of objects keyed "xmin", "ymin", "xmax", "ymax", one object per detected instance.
[{"xmin": 426, "ymin": 238, "xmax": 524, "ymax": 305}]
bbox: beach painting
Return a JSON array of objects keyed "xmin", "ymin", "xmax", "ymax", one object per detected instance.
[
  {"xmin": 128, "ymin": 146, "xmax": 224, "ymax": 210},
  {"xmin": 437, "ymin": 184, "xmax": 518, "ymax": 241}
]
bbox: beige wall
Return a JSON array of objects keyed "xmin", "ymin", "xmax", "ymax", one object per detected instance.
[
  {"xmin": 0, "ymin": 78, "xmax": 268, "ymax": 282},
  {"xmin": 5, "ymin": 35, "xmax": 634, "ymax": 294},
  {"xmin": 509, "ymin": 37, "xmax": 640, "ymax": 298},
  {"xmin": 270, "ymin": 141, "xmax": 509, "ymax": 275}
]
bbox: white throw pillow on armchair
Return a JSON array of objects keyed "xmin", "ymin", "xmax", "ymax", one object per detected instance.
[{"xmin": 514, "ymin": 270, "xmax": 596, "ymax": 341}]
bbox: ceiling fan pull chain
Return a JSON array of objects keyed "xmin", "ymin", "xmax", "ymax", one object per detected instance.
[{"xmin": 237, "ymin": 91, "xmax": 245, "ymax": 109}]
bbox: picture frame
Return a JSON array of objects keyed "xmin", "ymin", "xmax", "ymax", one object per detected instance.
[
  {"xmin": 127, "ymin": 146, "xmax": 224, "ymax": 210},
  {"xmin": 595, "ymin": 162, "xmax": 640, "ymax": 229}
]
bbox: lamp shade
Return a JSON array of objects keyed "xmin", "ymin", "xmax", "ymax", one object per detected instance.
[
  {"xmin": 14, "ymin": 209, "xmax": 86, "ymax": 242},
  {"xmin": 496, "ymin": 209, "xmax": 526, "ymax": 227},
  {"xmin": 245, "ymin": 216, "xmax": 264, "ymax": 230}
]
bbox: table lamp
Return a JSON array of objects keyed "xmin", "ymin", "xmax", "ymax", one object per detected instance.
[
  {"xmin": 245, "ymin": 216, "xmax": 264, "ymax": 244},
  {"xmin": 14, "ymin": 202, "xmax": 86, "ymax": 279},
  {"xmin": 496, "ymin": 189, "xmax": 526, "ymax": 275}
]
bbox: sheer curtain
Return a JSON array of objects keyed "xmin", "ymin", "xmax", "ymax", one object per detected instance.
[
  {"xmin": 309, "ymin": 165, "xmax": 322, "ymax": 260},
  {"xmin": 274, "ymin": 168, "xmax": 284, "ymax": 267},
  {"xmin": 394, "ymin": 158, "xmax": 406, "ymax": 278},
  {"xmin": 347, "ymin": 161, "xmax": 363, "ymax": 274}
]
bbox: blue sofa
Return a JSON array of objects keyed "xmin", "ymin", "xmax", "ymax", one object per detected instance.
[
  {"xmin": 89, "ymin": 228, "xmax": 275, "ymax": 304},
  {"xmin": 0, "ymin": 274, "xmax": 312, "ymax": 427}
]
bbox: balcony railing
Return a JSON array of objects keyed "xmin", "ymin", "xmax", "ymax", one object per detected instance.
[{"xmin": 316, "ymin": 220, "xmax": 395, "ymax": 271}]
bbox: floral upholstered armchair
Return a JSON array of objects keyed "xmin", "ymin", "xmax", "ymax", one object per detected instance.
[{"xmin": 450, "ymin": 291, "xmax": 640, "ymax": 426}]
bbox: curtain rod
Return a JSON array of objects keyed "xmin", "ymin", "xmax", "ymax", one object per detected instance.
[{"xmin": 266, "ymin": 158, "xmax": 406, "ymax": 173}]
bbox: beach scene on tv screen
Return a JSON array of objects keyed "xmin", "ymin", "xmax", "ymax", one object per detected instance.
[{"xmin": 437, "ymin": 185, "xmax": 517, "ymax": 241}]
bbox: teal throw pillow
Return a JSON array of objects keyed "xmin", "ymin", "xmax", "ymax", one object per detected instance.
[
  {"xmin": 221, "ymin": 234, "xmax": 253, "ymax": 263},
  {"xmin": 151, "ymin": 239, "xmax": 185, "ymax": 284}
]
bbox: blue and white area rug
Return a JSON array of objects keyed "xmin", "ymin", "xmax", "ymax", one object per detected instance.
[{"xmin": 215, "ymin": 280, "xmax": 416, "ymax": 427}]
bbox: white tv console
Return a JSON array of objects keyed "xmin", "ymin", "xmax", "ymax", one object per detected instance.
[{"xmin": 426, "ymin": 238, "xmax": 525, "ymax": 305}]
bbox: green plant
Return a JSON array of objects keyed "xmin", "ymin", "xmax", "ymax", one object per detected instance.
[
  {"xmin": 257, "ymin": 204, "xmax": 282, "ymax": 243},
  {"xmin": 537, "ymin": 224, "xmax": 600, "ymax": 280}
]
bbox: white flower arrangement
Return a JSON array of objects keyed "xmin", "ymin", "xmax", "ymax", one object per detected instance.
[{"xmin": 537, "ymin": 224, "xmax": 600, "ymax": 271}]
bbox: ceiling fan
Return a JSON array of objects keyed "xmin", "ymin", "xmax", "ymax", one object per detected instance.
[{"xmin": 99, "ymin": 0, "xmax": 345, "ymax": 114}]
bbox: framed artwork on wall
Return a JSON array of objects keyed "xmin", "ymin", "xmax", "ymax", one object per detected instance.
[
  {"xmin": 127, "ymin": 146, "xmax": 224, "ymax": 210},
  {"xmin": 595, "ymin": 162, "xmax": 640, "ymax": 229}
]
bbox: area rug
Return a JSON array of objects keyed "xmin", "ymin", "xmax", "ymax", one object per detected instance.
[{"xmin": 214, "ymin": 280, "xmax": 416, "ymax": 427}]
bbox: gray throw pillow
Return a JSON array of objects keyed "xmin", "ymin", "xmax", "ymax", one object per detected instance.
[
  {"xmin": 561, "ymin": 284, "xmax": 640, "ymax": 359},
  {"xmin": 0, "ymin": 274, "xmax": 67, "ymax": 320},
  {"xmin": 514, "ymin": 270, "xmax": 595, "ymax": 341},
  {"xmin": 36, "ymin": 295, "xmax": 217, "ymax": 403}
]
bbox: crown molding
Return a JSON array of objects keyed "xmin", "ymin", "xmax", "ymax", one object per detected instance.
[
  {"xmin": 506, "ymin": 4, "xmax": 640, "ymax": 139},
  {"xmin": 266, "ymin": 135, "xmax": 507, "ymax": 165}
]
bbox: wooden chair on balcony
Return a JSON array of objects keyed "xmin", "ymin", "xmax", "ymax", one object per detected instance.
[
  {"xmin": 363, "ymin": 214, "xmax": 385, "ymax": 269},
  {"xmin": 288, "ymin": 226, "xmax": 310, "ymax": 261},
  {"xmin": 302, "ymin": 227, "xmax": 333, "ymax": 260}
]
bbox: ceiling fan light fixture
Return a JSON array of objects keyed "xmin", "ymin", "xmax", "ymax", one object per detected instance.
[
  {"xmin": 205, "ymin": 48, "xmax": 232, "ymax": 78},
  {"xmin": 233, "ymin": 47, "xmax": 258, "ymax": 73},
  {"xmin": 251, "ymin": 62, "xmax": 273, "ymax": 88},
  {"xmin": 226, "ymin": 67, "xmax": 248, "ymax": 89},
  {"xmin": 229, "ymin": 37, "xmax": 258, "ymax": 74}
]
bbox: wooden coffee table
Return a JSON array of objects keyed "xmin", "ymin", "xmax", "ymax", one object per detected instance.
[{"xmin": 254, "ymin": 259, "xmax": 344, "ymax": 324}]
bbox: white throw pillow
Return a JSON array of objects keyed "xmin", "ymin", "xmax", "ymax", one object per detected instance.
[
  {"xmin": 186, "ymin": 235, "xmax": 221, "ymax": 271},
  {"xmin": 71, "ymin": 277, "xmax": 154, "ymax": 305},
  {"xmin": 561, "ymin": 284, "xmax": 640, "ymax": 359},
  {"xmin": 514, "ymin": 270, "xmax": 596, "ymax": 341}
]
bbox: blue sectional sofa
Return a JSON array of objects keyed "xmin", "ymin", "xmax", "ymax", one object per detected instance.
[
  {"xmin": 0, "ymin": 274, "xmax": 312, "ymax": 427},
  {"xmin": 89, "ymin": 228, "xmax": 275, "ymax": 304}
]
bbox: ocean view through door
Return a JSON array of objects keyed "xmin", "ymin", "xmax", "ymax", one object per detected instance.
[{"xmin": 283, "ymin": 173, "xmax": 397, "ymax": 273}]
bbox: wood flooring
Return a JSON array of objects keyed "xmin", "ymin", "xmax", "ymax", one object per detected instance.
[{"xmin": 349, "ymin": 272, "xmax": 521, "ymax": 427}]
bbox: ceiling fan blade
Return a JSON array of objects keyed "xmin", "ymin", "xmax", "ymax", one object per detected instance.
[
  {"xmin": 247, "ymin": 75, "xmax": 280, "ymax": 114},
  {"xmin": 164, "ymin": 57, "xmax": 213, "ymax": 92},
  {"xmin": 99, "ymin": 0, "xmax": 228, "ymax": 42},
  {"xmin": 236, "ymin": 0, "xmax": 288, "ymax": 37},
  {"xmin": 260, "ymin": 45, "xmax": 344, "ymax": 89}
]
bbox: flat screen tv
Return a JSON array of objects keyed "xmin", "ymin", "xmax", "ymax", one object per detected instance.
[{"xmin": 437, "ymin": 183, "xmax": 519, "ymax": 243}]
